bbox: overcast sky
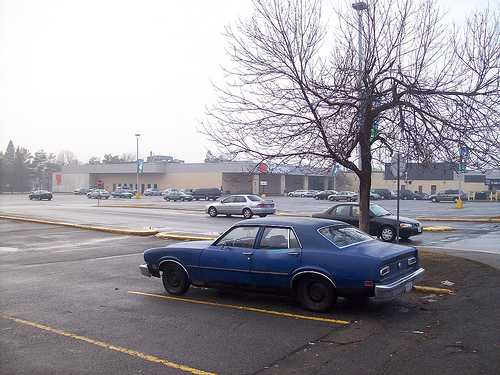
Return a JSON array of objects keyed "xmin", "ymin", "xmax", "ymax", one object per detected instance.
[{"xmin": 0, "ymin": 0, "xmax": 494, "ymax": 164}]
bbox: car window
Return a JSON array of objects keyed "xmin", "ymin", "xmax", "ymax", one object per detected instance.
[
  {"xmin": 259, "ymin": 227, "xmax": 300, "ymax": 250},
  {"xmin": 318, "ymin": 224, "xmax": 373, "ymax": 248},
  {"xmin": 215, "ymin": 226, "xmax": 260, "ymax": 248},
  {"xmin": 369, "ymin": 204, "xmax": 391, "ymax": 217},
  {"xmin": 247, "ymin": 195, "xmax": 262, "ymax": 202},
  {"xmin": 222, "ymin": 196, "xmax": 236, "ymax": 203},
  {"xmin": 352, "ymin": 206, "xmax": 360, "ymax": 216},
  {"xmin": 333, "ymin": 205, "xmax": 351, "ymax": 216},
  {"xmin": 234, "ymin": 196, "xmax": 246, "ymax": 203}
]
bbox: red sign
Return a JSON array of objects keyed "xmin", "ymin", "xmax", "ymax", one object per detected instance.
[{"xmin": 97, "ymin": 180, "xmax": 103, "ymax": 187}]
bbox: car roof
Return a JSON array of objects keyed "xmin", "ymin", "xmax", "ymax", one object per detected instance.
[{"xmin": 233, "ymin": 216, "xmax": 346, "ymax": 230}]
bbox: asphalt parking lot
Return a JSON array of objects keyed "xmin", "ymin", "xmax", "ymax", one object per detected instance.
[{"xmin": 1, "ymin": 194, "xmax": 499, "ymax": 374}]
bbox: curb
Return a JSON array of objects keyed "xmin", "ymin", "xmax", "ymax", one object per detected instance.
[
  {"xmin": 0, "ymin": 215, "xmax": 158, "ymax": 236},
  {"xmin": 413, "ymin": 285, "xmax": 455, "ymax": 294}
]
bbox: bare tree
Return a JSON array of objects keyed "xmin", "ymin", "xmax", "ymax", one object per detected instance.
[
  {"xmin": 203, "ymin": 0, "xmax": 500, "ymax": 233},
  {"xmin": 56, "ymin": 150, "xmax": 80, "ymax": 166}
]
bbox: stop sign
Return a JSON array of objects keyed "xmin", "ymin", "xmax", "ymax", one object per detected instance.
[{"xmin": 97, "ymin": 180, "xmax": 103, "ymax": 187}]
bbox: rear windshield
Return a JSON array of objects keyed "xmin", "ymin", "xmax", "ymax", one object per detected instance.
[
  {"xmin": 318, "ymin": 224, "xmax": 373, "ymax": 248},
  {"xmin": 248, "ymin": 195, "xmax": 263, "ymax": 201}
]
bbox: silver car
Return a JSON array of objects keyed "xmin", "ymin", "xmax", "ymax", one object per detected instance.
[
  {"xmin": 205, "ymin": 195, "xmax": 276, "ymax": 219},
  {"xmin": 87, "ymin": 189, "xmax": 110, "ymax": 199}
]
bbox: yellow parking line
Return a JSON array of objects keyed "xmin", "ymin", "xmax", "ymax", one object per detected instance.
[
  {"xmin": 128, "ymin": 291, "xmax": 350, "ymax": 325},
  {"xmin": 2, "ymin": 315, "xmax": 217, "ymax": 375}
]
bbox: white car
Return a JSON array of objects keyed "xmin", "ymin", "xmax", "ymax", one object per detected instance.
[
  {"xmin": 328, "ymin": 191, "xmax": 357, "ymax": 201},
  {"xmin": 205, "ymin": 195, "xmax": 276, "ymax": 219},
  {"xmin": 87, "ymin": 189, "xmax": 110, "ymax": 199},
  {"xmin": 288, "ymin": 189, "xmax": 315, "ymax": 197}
]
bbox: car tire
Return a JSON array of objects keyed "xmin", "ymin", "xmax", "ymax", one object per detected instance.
[
  {"xmin": 297, "ymin": 275, "xmax": 337, "ymax": 312},
  {"xmin": 314, "ymin": 196, "xmax": 319, "ymax": 200},
  {"xmin": 205, "ymin": 196, "xmax": 210, "ymax": 201},
  {"xmin": 166, "ymin": 197, "xmax": 170, "ymax": 201},
  {"xmin": 329, "ymin": 196, "xmax": 335, "ymax": 201},
  {"xmin": 346, "ymin": 197, "xmax": 352, "ymax": 202},
  {"xmin": 208, "ymin": 206, "xmax": 218, "ymax": 217},
  {"xmin": 453, "ymin": 197, "xmax": 459, "ymax": 203},
  {"xmin": 162, "ymin": 263, "xmax": 190, "ymax": 295},
  {"xmin": 380, "ymin": 226, "xmax": 396, "ymax": 242},
  {"xmin": 431, "ymin": 197, "xmax": 438, "ymax": 203},
  {"xmin": 180, "ymin": 197, "xmax": 185, "ymax": 201},
  {"xmin": 243, "ymin": 208, "xmax": 253, "ymax": 219}
]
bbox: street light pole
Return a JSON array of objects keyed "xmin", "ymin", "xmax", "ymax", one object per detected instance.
[{"xmin": 135, "ymin": 133, "xmax": 140, "ymax": 199}]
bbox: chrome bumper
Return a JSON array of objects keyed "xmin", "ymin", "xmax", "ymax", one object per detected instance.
[
  {"xmin": 139, "ymin": 264, "xmax": 151, "ymax": 277},
  {"xmin": 375, "ymin": 267, "xmax": 425, "ymax": 299}
]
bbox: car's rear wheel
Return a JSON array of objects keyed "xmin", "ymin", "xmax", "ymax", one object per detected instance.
[
  {"xmin": 208, "ymin": 206, "xmax": 218, "ymax": 217},
  {"xmin": 162, "ymin": 263, "xmax": 190, "ymax": 295},
  {"xmin": 297, "ymin": 275, "xmax": 337, "ymax": 312},
  {"xmin": 380, "ymin": 225, "xmax": 396, "ymax": 242},
  {"xmin": 243, "ymin": 208, "xmax": 253, "ymax": 219},
  {"xmin": 346, "ymin": 197, "xmax": 352, "ymax": 202}
]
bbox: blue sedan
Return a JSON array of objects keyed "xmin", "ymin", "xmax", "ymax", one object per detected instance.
[{"xmin": 139, "ymin": 217, "xmax": 425, "ymax": 312}]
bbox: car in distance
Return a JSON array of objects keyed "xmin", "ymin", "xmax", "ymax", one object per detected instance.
[
  {"xmin": 119, "ymin": 186, "xmax": 137, "ymax": 194},
  {"xmin": 397, "ymin": 189, "xmax": 420, "ymax": 200},
  {"xmin": 429, "ymin": 189, "xmax": 467, "ymax": 203},
  {"xmin": 87, "ymin": 189, "xmax": 110, "ymax": 199},
  {"xmin": 144, "ymin": 188, "xmax": 162, "ymax": 196},
  {"xmin": 370, "ymin": 188, "xmax": 394, "ymax": 200},
  {"xmin": 73, "ymin": 188, "xmax": 89, "ymax": 195},
  {"xmin": 313, "ymin": 190, "xmax": 338, "ymax": 200},
  {"xmin": 328, "ymin": 191, "xmax": 357, "ymax": 201},
  {"xmin": 311, "ymin": 202, "xmax": 422, "ymax": 242},
  {"xmin": 139, "ymin": 217, "xmax": 425, "ymax": 312},
  {"xmin": 111, "ymin": 188, "xmax": 133, "ymax": 198},
  {"xmin": 192, "ymin": 188, "xmax": 221, "ymax": 201},
  {"xmin": 288, "ymin": 189, "xmax": 316, "ymax": 197},
  {"xmin": 205, "ymin": 194, "xmax": 275, "ymax": 219},
  {"xmin": 29, "ymin": 190, "xmax": 53, "ymax": 200},
  {"xmin": 163, "ymin": 191, "xmax": 194, "ymax": 201}
]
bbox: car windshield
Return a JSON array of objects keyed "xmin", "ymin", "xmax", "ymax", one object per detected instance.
[
  {"xmin": 369, "ymin": 204, "xmax": 391, "ymax": 217},
  {"xmin": 318, "ymin": 224, "xmax": 373, "ymax": 248}
]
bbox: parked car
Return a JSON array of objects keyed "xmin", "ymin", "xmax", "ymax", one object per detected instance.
[
  {"xmin": 311, "ymin": 202, "xmax": 423, "ymax": 242},
  {"xmin": 429, "ymin": 189, "xmax": 467, "ymax": 203},
  {"xmin": 73, "ymin": 188, "xmax": 89, "ymax": 195},
  {"xmin": 370, "ymin": 188, "xmax": 394, "ymax": 200},
  {"xmin": 111, "ymin": 189, "xmax": 133, "ymax": 198},
  {"xmin": 398, "ymin": 190, "xmax": 420, "ymax": 200},
  {"xmin": 205, "ymin": 195, "xmax": 276, "ymax": 219},
  {"xmin": 87, "ymin": 189, "xmax": 110, "ymax": 199},
  {"xmin": 181, "ymin": 188, "xmax": 194, "ymax": 194},
  {"xmin": 288, "ymin": 189, "xmax": 316, "ymax": 197},
  {"xmin": 29, "ymin": 190, "xmax": 53, "ymax": 201},
  {"xmin": 328, "ymin": 191, "xmax": 357, "ymax": 201},
  {"xmin": 313, "ymin": 190, "xmax": 338, "ymax": 200},
  {"xmin": 144, "ymin": 188, "xmax": 162, "ymax": 196},
  {"xmin": 119, "ymin": 186, "xmax": 137, "ymax": 194},
  {"xmin": 139, "ymin": 217, "xmax": 425, "ymax": 312},
  {"xmin": 192, "ymin": 188, "xmax": 221, "ymax": 201},
  {"xmin": 163, "ymin": 191, "xmax": 193, "ymax": 201}
]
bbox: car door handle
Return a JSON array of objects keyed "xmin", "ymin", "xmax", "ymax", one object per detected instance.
[
  {"xmin": 287, "ymin": 252, "xmax": 299, "ymax": 257},
  {"xmin": 242, "ymin": 252, "xmax": 253, "ymax": 256}
]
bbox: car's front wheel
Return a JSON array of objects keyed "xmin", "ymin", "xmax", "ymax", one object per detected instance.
[
  {"xmin": 431, "ymin": 197, "xmax": 438, "ymax": 203},
  {"xmin": 162, "ymin": 263, "xmax": 190, "ymax": 295},
  {"xmin": 243, "ymin": 208, "xmax": 253, "ymax": 219},
  {"xmin": 380, "ymin": 225, "xmax": 396, "ymax": 242},
  {"xmin": 208, "ymin": 206, "xmax": 218, "ymax": 217},
  {"xmin": 329, "ymin": 196, "xmax": 335, "ymax": 201},
  {"xmin": 297, "ymin": 275, "xmax": 337, "ymax": 312}
]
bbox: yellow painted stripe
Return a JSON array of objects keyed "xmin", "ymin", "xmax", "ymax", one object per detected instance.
[
  {"xmin": 2, "ymin": 315, "xmax": 217, "ymax": 375},
  {"xmin": 128, "ymin": 291, "xmax": 350, "ymax": 325}
]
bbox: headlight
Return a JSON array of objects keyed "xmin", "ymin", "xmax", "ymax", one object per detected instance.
[{"xmin": 399, "ymin": 223, "xmax": 412, "ymax": 228}]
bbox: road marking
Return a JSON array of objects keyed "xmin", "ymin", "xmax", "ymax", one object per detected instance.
[
  {"xmin": 128, "ymin": 291, "xmax": 350, "ymax": 324},
  {"xmin": 1, "ymin": 315, "xmax": 217, "ymax": 375}
]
